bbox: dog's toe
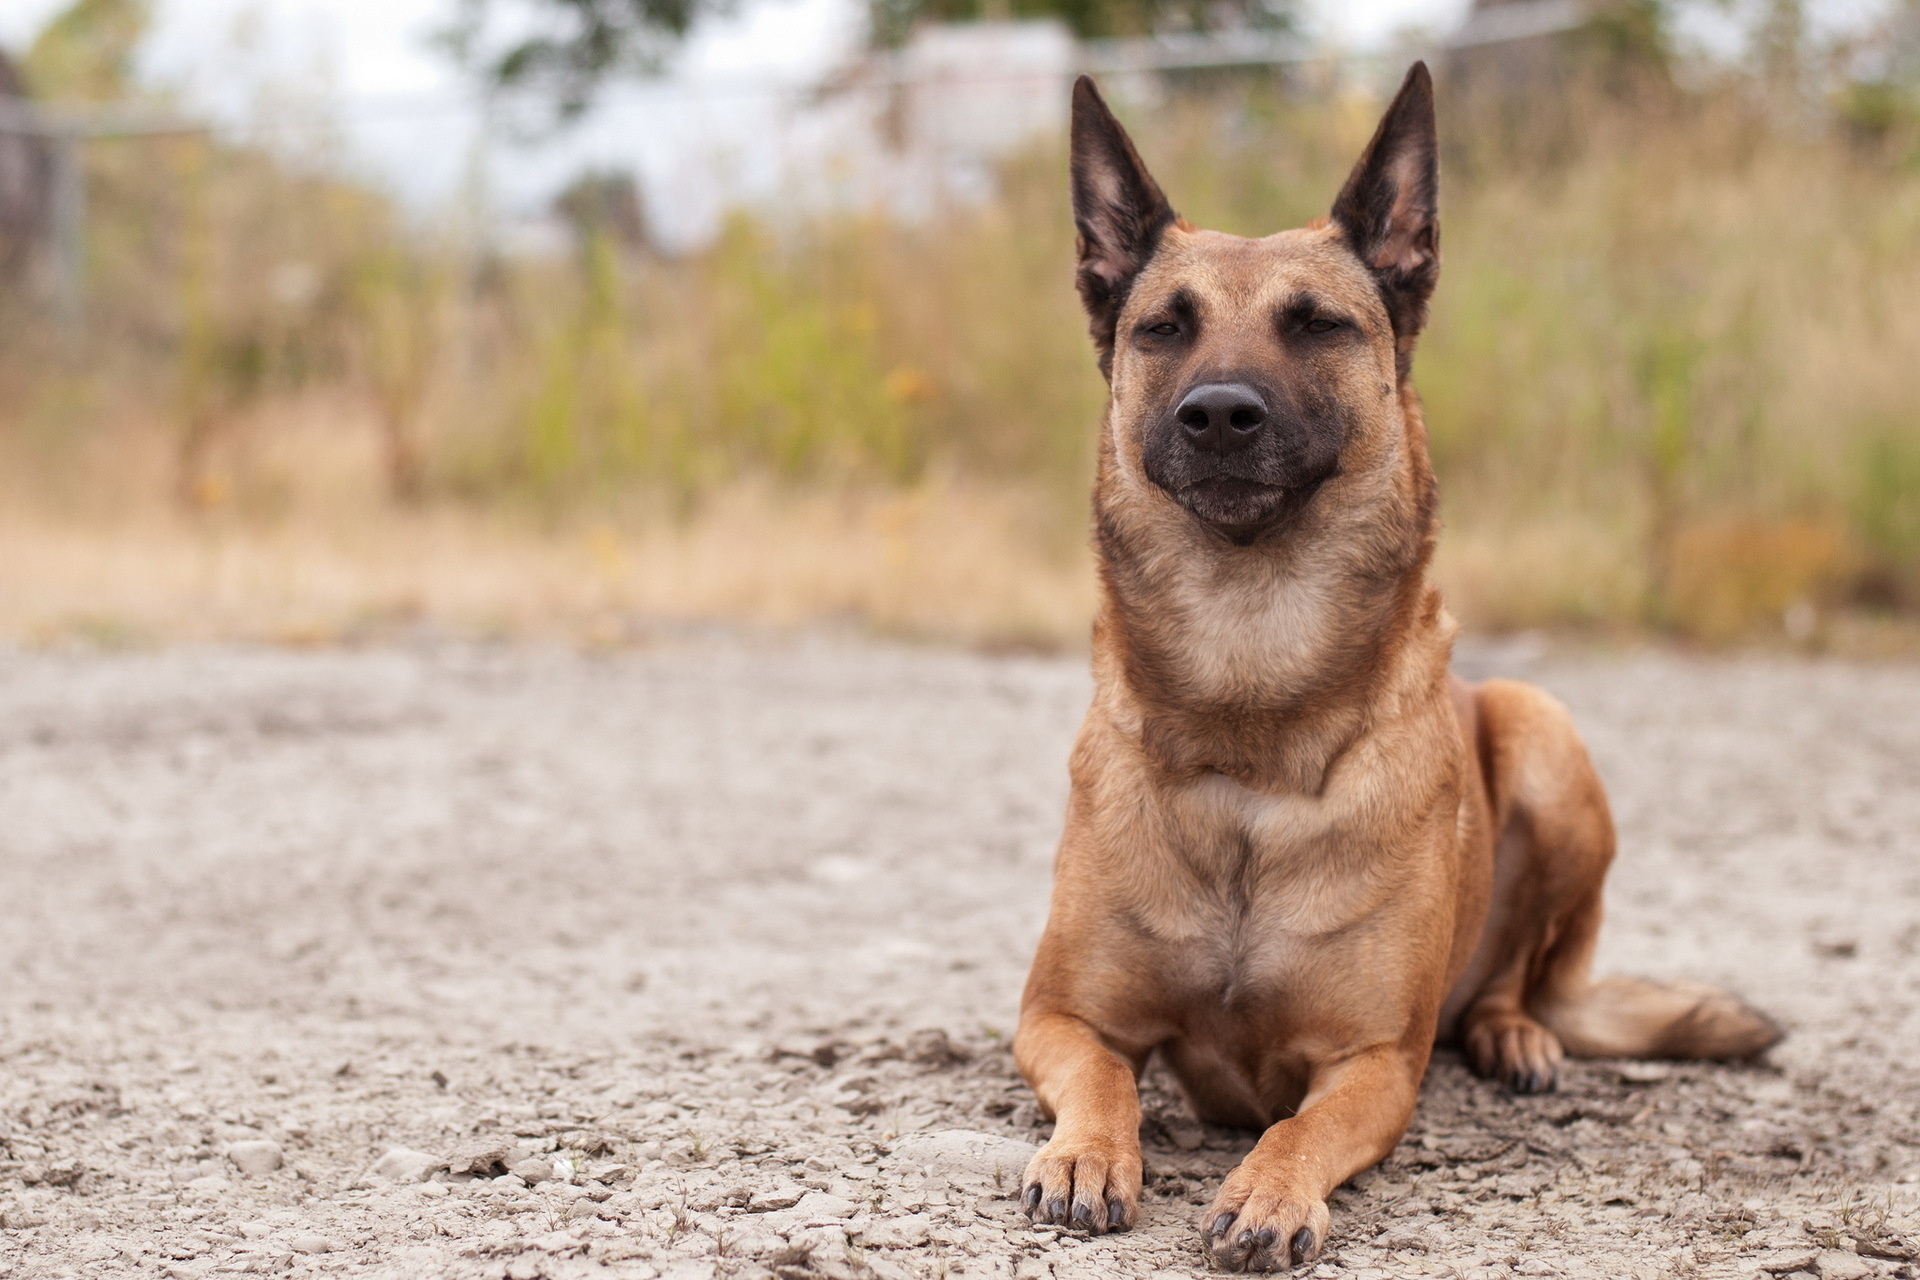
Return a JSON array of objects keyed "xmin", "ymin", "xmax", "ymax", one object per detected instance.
[
  {"xmin": 1019, "ymin": 1136, "xmax": 1141, "ymax": 1235},
  {"xmin": 1199, "ymin": 1172, "xmax": 1328, "ymax": 1272},
  {"xmin": 1466, "ymin": 1011, "xmax": 1564, "ymax": 1096}
]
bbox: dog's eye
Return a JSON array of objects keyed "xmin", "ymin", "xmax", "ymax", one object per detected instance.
[
  {"xmin": 1304, "ymin": 318, "xmax": 1343, "ymax": 334},
  {"xmin": 1145, "ymin": 323, "xmax": 1180, "ymax": 337}
]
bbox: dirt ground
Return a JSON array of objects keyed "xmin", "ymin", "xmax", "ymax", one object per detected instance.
[{"xmin": 3, "ymin": 636, "xmax": 1919, "ymax": 1280}]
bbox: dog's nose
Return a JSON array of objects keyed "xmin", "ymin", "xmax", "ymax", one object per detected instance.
[{"xmin": 1175, "ymin": 383, "xmax": 1268, "ymax": 453}]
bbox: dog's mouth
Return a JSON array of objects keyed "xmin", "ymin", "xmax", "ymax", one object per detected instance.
[{"xmin": 1171, "ymin": 474, "xmax": 1322, "ymax": 544}]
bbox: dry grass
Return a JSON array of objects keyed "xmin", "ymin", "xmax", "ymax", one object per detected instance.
[
  {"xmin": 5, "ymin": 66, "xmax": 1920, "ymax": 652},
  {"xmin": 0, "ymin": 400, "xmax": 1095, "ymax": 649}
]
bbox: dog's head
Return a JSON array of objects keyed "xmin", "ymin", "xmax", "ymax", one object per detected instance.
[{"xmin": 1072, "ymin": 65, "xmax": 1439, "ymax": 546}]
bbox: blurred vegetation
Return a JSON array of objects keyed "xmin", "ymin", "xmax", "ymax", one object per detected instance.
[
  {"xmin": 22, "ymin": 0, "xmax": 148, "ymax": 102},
  {"xmin": 866, "ymin": 0, "xmax": 1295, "ymax": 46},
  {"xmin": 451, "ymin": 0, "xmax": 1298, "ymax": 114},
  {"xmin": 3, "ymin": 0, "xmax": 1920, "ymax": 647}
]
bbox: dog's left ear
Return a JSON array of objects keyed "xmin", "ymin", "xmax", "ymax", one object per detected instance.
[
  {"xmin": 1331, "ymin": 62, "xmax": 1440, "ymax": 367},
  {"xmin": 1071, "ymin": 76, "xmax": 1176, "ymax": 377}
]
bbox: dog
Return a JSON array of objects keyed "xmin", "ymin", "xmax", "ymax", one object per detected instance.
[{"xmin": 1012, "ymin": 62, "xmax": 1782, "ymax": 1273}]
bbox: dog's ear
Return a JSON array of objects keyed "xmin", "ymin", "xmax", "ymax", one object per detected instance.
[
  {"xmin": 1330, "ymin": 62, "xmax": 1439, "ymax": 371},
  {"xmin": 1071, "ymin": 76, "xmax": 1176, "ymax": 376}
]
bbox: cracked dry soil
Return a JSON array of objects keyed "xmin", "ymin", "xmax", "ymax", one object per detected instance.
[{"xmin": 2, "ymin": 638, "xmax": 1918, "ymax": 1280}]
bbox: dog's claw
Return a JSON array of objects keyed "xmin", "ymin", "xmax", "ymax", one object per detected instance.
[
  {"xmin": 1106, "ymin": 1197, "xmax": 1127, "ymax": 1229},
  {"xmin": 1070, "ymin": 1197, "xmax": 1097, "ymax": 1230},
  {"xmin": 1291, "ymin": 1226, "xmax": 1316, "ymax": 1263},
  {"xmin": 1021, "ymin": 1184, "xmax": 1042, "ymax": 1216},
  {"xmin": 1046, "ymin": 1196, "xmax": 1068, "ymax": 1224},
  {"xmin": 1209, "ymin": 1211, "xmax": 1236, "ymax": 1239}
]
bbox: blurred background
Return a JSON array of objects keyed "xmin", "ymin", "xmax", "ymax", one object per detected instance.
[{"xmin": 0, "ymin": 0, "xmax": 1915, "ymax": 652}]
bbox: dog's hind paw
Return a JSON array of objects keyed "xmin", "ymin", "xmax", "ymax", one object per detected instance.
[{"xmin": 1463, "ymin": 1009, "xmax": 1564, "ymax": 1095}]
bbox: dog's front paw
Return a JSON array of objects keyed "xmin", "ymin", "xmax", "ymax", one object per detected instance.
[
  {"xmin": 1199, "ymin": 1167, "xmax": 1330, "ymax": 1272},
  {"xmin": 1019, "ymin": 1134, "xmax": 1141, "ymax": 1234}
]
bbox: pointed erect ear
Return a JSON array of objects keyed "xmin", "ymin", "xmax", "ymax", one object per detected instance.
[
  {"xmin": 1330, "ymin": 62, "xmax": 1440, "ymax": 370},
  {"xmin": 1070, "ymin": 76, "xmax": 1176, "ymax": 376}
]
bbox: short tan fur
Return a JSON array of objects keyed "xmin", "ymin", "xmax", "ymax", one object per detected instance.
[{"xmin": 1014, "ymin": 63, "xmax": 1782, "ymax": 1273}]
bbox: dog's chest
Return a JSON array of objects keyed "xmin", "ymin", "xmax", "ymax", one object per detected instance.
[{"xmin": 1141, "ymin": 772, "xmax": 1394, "ymax": 984}]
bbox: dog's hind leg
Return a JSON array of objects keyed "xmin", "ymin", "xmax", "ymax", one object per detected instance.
[{"xmin": 1457, "ymin": 679, "xmax": 1781, "ymax": 1092}]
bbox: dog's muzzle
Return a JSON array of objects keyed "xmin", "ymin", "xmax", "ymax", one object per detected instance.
[{"xmin": 1174, "ymin": 383, "xmax": 1269, "ymax": 454}]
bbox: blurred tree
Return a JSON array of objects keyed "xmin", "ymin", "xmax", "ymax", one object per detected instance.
[
  {"xmin": 554, "ymin": 170, "xmax": 653, "ymax": 258},
  {"xmin": 869, "ymin": 0, "xmax": 1295, "ymax": 46},
  {"xmin": 440, "ymin": 0, "xmax": 703, "ymax": 120},
  {"xmin": 22, "ymin": 0, "xmax": 149, "ymax": 102},
  {"xmin": 447, "ymin": 0, "xmax": 1297, "ymax": 117}
]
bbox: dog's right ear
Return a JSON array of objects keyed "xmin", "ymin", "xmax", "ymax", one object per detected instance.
[{"xmin": 1070, "ymin": 76, "xmax": 1176, "ymax": 376}]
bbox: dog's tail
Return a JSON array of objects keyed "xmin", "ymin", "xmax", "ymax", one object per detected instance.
[{"xmin": 1538, "ymin": 975, "xmax": 1783, "ymax": 1061}]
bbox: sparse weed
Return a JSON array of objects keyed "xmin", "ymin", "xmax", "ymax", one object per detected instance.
[{"xmin": 664, "ymin": 1194, "xmax": 693, "ymax": 1245}]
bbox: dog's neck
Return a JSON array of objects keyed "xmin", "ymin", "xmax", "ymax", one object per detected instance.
[{"xmin": 1090, "ymin": 390, "xmax": 1449, "ymax": 794}]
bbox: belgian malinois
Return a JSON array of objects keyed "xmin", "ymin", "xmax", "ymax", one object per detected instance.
[{"xmin": 1013, "ymin": 63, "xmax": 1781, "ymax": 1272}]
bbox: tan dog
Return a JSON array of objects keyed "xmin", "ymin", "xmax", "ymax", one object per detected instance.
[{"xmin": 1013, "ymin": 63, "xmax": 1782, "ymax": 1273}]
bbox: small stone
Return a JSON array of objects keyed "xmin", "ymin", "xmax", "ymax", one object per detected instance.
[
  {"xmin": 1813, "ymin": 1253, "xmax": 1872, "ymax": 1280},
  {"xmin": 287, "ymin": 1233, "xmax": 336, "ymax": 1254},
  {"xmin": 27, "ymin": 1161, "xmax": 86, "ymax": 1188},
  {"xmin": 371, "ymin": 1147, "xmax": 442, "ymax": 1183},
  {"xmin": 1167, "ymin": 1121, "xmax": 1205, "ymax": 1152},
  {"xmin": 236, "ymin": 1222, "xmax": 273, "ymax": 1240},
  {"xmin": 418, "ymin": 1182, "xmax": 450, "ymax": 1199},
  {"xmin": 793, "ymin": 1191, "xmax": 858, "ymax": 1220},
  {"xmin": 751, "ymin": 1182, "xmax": 806, "ymax": 1210},
  {"xmin": 510, "ymin": 1158, "xmax": 554, "ymax": 1184},
  {"xmin": 1760, "ymin": 1252, "xmax": 1821, "ymax": 1274},
  {"xmin": 225, "ymin": 1140, "xmax": 284, "ymax": 1178},
  {"xmin": 1617, "ymin": 1062, "xmax": 1672, "ymax": 1085},
  {"xmin": 445, "ymin": 1139, "xmax": 530, "ymax": 1177},
  {"xmin": 906, "ymin": 1029, "xmax": 971, "ymax": 1066},
  {"xmin": 567, "ymin": 1198, "xmax": 609, "ymax": 1220}
]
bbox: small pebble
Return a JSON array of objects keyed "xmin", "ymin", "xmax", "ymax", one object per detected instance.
[
  {"xmin": 509, "ymin": 1158, "xmax": 553, "ymax": 1185},
  {"xmin": 287, "ymin": 1233, "xmax": 335, "ymax": 1254},
  {"xmin": 225, "ymin": 1140, "xmax": 284, "ymax": 1178},
  {"xmin": 371, "ymin": 1146, "xmax": 442, "ymax": 1183}
]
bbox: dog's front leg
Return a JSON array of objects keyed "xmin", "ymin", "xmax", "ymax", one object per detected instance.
[
  {"xmin": 1012, "ymin": 1008, "xmax": 1145, "ymax": 1234},
  {"xmin": 1201, "ymin": 1043, "xmax": 1423, "ymax": 1272}
]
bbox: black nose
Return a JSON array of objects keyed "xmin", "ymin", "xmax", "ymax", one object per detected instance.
[{"xmin": 1175, "ymin": 383, "xmax": 1268, "ymax": 453}]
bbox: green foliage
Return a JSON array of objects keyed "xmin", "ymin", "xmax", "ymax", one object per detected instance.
[
  {"xmin": 1853, "ymin": 428, "xmax": 1920, "ymax": 607},
  {"xmin": 868, "ymin": 0, "xmax": 1293, "ymax": 47},
  {"xmin": 440, "ymin": 0, "xmax": 702, "ymax": 119},
  {"xmin": 23, "ymin": 0, "xmax": 149, "ymax": 103}
]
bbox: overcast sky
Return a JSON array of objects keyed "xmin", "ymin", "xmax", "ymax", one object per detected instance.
[{"xmin": 0, "ymin": 0, "xmax": 1898, "ymax": 247}]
